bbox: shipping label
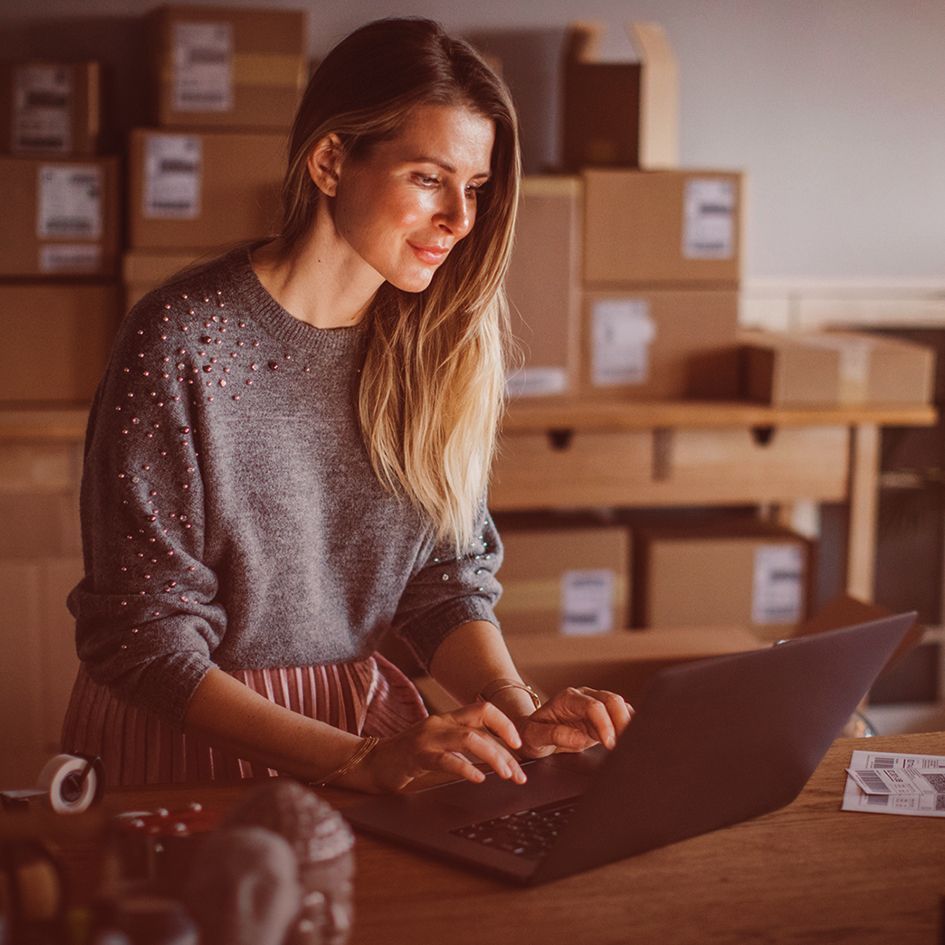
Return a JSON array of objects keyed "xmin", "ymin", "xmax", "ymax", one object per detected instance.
[
  {"xmin": 173, "ymin": 21, "xmax": 234, "ymax": 112},
  {"xmin": 561, "ymin": 569, "xmax": 615, "ymax": 636},
  {"xmin": 592, "ymin": 299, "xmax": 656, "ymax": 386},
  {"xmin": 683, "ymin": 178, "xmax": 735, "ymax": 259},
  {"xmin": 751, "ymin": 544, "xmax": 804, "ymax": 625},
  {"xmin": 13, "ymin": 64, "xmax": 73, "ymax": 152},
  {"xmin": 37, "ymin": 164, "xmax": 103, "ymax": 239},
  {"xmin": 143, "ymin": 134, "xmax": 202, "ymax": 219},
  {"xmin": 506, "ymin": 367, "xmax": 568, "ymax": 398},
  {"xmin": 40, "ymin": 244, "xmax": 102, "ymax": 274}
]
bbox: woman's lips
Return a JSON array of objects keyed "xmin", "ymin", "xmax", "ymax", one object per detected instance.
[{"xmin": 408, "ymin": 242, "xmax": 450, "ymax": 265}]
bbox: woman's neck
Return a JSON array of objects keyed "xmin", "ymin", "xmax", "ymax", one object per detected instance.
[{"xmin": 250, "ymin": 213, "xmax": 384, "ymax": 330}]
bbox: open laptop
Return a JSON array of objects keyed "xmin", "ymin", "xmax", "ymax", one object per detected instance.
[{"xmin": 345, "ymin": 613, "xmax": 916, "ymax": 885}]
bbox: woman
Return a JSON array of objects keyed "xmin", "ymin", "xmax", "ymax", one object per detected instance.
[{"xmin": 62, "ymin": 17, "xmax": 632, "ymax": 792}]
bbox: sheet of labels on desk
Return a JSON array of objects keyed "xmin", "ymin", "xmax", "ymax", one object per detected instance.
[{"xmin": 843, "ymin": 751, "xmax": 945, "ymax": 817}]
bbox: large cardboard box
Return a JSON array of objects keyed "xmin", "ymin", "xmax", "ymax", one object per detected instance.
[
  {"xmin": 149, "ymin": 5, "xmax": 307, "ymax": 130},
  {"xmin": 741, "ymin": 330, "xmax": 936, "ymax": 407},
  {"xmin": 0, "ymin": 155, "xmax": 120, "ymax": 278},
  {"xmin": 496, "ymin": 524, "xmax": 630, "ymax": 636},
  {"xmin": 584, "ymin": 169, "xmax": 742, "ymax": 287},
  {"xmin": 505, "ymin": 176, "xmax": 582, "ymax": 398},
  {"xmin": 581, "ymin": 288, "xmax": 739, "ymax": 399},
  {"xmin": 123, "ymin": 249, "xmax": 206, "ymax": 312},
  {"xmin": 128, "ymin": 128, "xmax": 283, "ymax": 250},
  {"xmin": 0, "ymin": 283, "xmax": 120, "ymax": 403},
  {"xmin": 633, "ymin": 521, "xmax": 815, "ymax": 639},
  {"xmin": 562, "ymin": 22, "xmax": 678, "ymax": 171},
  {"xmin": 0, "ymin": 61, "xmax": 102, "ymax": 155}
]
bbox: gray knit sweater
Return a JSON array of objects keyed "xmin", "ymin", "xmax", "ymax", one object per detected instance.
[{"xmin": 68, "ymin": 247, "xmax": 504, "ymax": 725}]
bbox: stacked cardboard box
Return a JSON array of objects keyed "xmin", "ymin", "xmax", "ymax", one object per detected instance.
[
  {"xmin": 0, "ymin": 60, "xmax": 120, "ymax": 402},
  {"xmin": 125, "ymin": 5, "xmax": 307, "ymax": 306}
]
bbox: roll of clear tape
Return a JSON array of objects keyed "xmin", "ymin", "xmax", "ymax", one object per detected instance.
[{"xmin": 36, "ymin": 754, "xmax": 99, "ymax": 814}]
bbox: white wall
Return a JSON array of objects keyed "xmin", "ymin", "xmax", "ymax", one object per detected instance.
[{"xmin": 3, "ymin": 0, "xmax": 944, "ymax": 283}]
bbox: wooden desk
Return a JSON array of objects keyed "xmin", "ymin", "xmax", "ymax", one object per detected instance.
[
  {"xmin": 5, "ymin": 731, "xmax": 942, "ymax": 945},
  {"xmin": 495, "ymin": 400, "xmax": 937, "ymax": 602}
]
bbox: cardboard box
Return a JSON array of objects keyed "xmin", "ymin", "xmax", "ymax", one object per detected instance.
[
  {"xmin": 496, "ymin": 524, "xmax": 630, "ymax": 636},
  {"xmin": 0, "ymin": 283, "xmax": 120, "ymax": 403},
  {"xmin": 149, "ymin": 5, "xmax": 307, "ymax": 130},
  {"xmin": 128, "ymin": 128, "xmax": 283, "ymax": 250},
  {"xmin": 581, "ymin": 288, "xmax": 739, "ymax": 399},
  {"xmin": 583, "ymin": 169, "xmax": 742, "ymax": 287},
  {"xmin": 741, "ymin": 330, "xmax": 936, "ymax": 407},
  {"xmin": 123, "ymin": 249, "xmax": 207, "ymax": 311},
  {"xmin": 633, "ymin": 521, "xmax": 815, "ymax": 639},
  {"xmin": 0, "ymin": 155, "xmax": 120, "ymax": 278},
  {"xmin": 0, "ymin": 61, "xmax": 101, "ymax": 155},
  {"xmin": 505, "ymin": 176, "xmax": 582, "ymax": 398},
  {"xmin": 562, "ymin": 21, "xmax": 678, "ymax": 170}
]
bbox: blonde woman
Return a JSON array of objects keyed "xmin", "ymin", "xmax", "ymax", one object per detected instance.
[{"xmin": 63, "ymin": 18, "xmax": 632, "ymax": 791}]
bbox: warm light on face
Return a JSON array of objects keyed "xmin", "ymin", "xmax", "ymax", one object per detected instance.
[{"xmin": 331, "ymin": 104, "xmax": 496, "ymax": 293}]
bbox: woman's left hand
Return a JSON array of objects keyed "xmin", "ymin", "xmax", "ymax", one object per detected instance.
[{"xmin": 517, "ymin": 687, "xmax": 635, "ymax": 759}]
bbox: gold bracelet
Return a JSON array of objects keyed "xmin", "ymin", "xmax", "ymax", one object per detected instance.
[
  {"xmin": 478, "ymin": 677, "xmax": 542, "ymax": 711},
  {"xmin": 315, "ymin": 735, "xmax": 380, "ymax": 787}
]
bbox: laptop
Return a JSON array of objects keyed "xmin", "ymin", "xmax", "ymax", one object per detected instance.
[{"xmin": 345, "ymin": 613, "xmax": 916, "ymax": 885}]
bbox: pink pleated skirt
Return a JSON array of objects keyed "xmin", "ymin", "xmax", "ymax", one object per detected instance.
[{"xmin": 60, "ymin": 654, "xmax": 428, "ymax": 787}]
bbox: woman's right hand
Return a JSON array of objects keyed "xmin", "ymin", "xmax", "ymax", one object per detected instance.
[{"xmin": 344, "ymin": 702, "xmax": 528, "ymax": 793}]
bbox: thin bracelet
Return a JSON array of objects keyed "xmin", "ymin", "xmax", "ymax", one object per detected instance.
[
  {"xmin": 478, "ymin": 677, "xmax": 542, "ymax": 711},
  {"xmin": 315, "ymin": 735, "xmax": 380, "ymax": 788}
]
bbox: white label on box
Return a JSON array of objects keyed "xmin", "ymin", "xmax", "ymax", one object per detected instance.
[
  {"xmin": 802, "ymin": 334, "xmax": 874, "ymax": 403},
  {"xmin": 13, "ymin": 64, "xmax": 72, "ymax": 153},
  {"xmin": 592, "ymin": 299, "xmax": 656, "ymax": 386},
  {"xmin": 561, "ymin": 569, "xmax": 615, "ymax": 635},
  {"xmin": 506, "ymin": 367, "xmax": 568, "ymax": 398},
  {"xmin": 173, "ymin": 21, "xmax": 234, "ymax": 112},
  {"xmin": 39, "ymin": 243, "xmax": 102, "ymax": 274},
  {"xmin": 752, "ymin": 545, "xmax": 805, "ymax": 625},
  {"xmin": 37, "ymin": 164, "xmax": 102, "ymax": 239},
  {"xmin": 683, "ymin": 178, "xmax": 735, "ymax": 259},
  {"xmin": 144, "ymin": 135, "xmax": 202, "ymax": 219}
]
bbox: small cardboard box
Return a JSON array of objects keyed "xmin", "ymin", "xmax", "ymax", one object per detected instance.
[
  {"xmin": 123, "ymin": 249, "xmax": 207, "ymax": 311},
  {"xmin": 0, "ymin": 283, "xmax": 120, "ymax": 403},
  {"xmin": 584, "ymin": 169, "xmax": 743, "ymax": 287},
  {"xmin": 496, "ymin": 524, "xmax": 630, "ymax": 636},
  {"xmin": 0, "ymin": 155, "xmax": 120, "ymax": 278},
  {"xmin": 562, "ymin": 21, "xmax": 678, "ymax": 171},
  {"xmin": 128, "ymin": 128, "xmax": 283, "ymax": 250},
  {"xmin": 149, "ymin": 5, "xmax": 307, "ymax": 130},
  {"xmin": 0, "ymin": 61, "xmax": 102, "ymax": 155},
  {"xmin": 505, "ymin": 176, "xmax": 582, "ymax": 398},
  {"xmin": 581, "ymin": 288, "xmax": 739, "ymax": 399},
  {"xmin": 741, "ymin": 330, "xmax": 936, "ymax": 407},
  {"xmin": 633, "ymin": 520, "xmax": 815, "ymax": 639}
]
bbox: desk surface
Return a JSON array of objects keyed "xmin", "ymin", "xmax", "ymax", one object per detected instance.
[{"xmin": 6, "ymin": 731, "xmax": 942, "ymax": 945}]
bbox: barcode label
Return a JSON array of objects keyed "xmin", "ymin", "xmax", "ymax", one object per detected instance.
[
  {"xmin": 561, "ymin": 569, "xmax": 615, "ymax": 636},
  {"xmin": 856, "ymin": 769, "xmax": 889, "ymax": 793},
  {"xmin": 36, "ymin": 165, "xmax": 102, "ymax": 239},
  {"xmin": 40, "ymin": 243, "xmax": 102, "ymax": 273},
  {"xmin": 872, "ymin": 756, "xmax": 896, "ymax": 769},
  {"xmin": 14, "ymin": 64, "xmax": 72, "ymax": 153},
  {"xmin": 173, "ymin": 21, "xmax": 233, "ymax": 112},
  {"xmin": 683, "ymin": 178, "xmax": 735, "ymax": 260},
  {"xmin": 867, "ymin": 794, "xmax": 890, "ymax": 807},
  {"xmin": 752, "ymin": 545, "xmax": 804, "ymax": 625},
  {"xmin": 143, "ymin": 134, "xmax": 202, "ymax": 220}
]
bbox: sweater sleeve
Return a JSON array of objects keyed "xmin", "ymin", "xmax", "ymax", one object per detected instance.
[
  {"xmin": 67, "ymin": 292, "xmax": 225, "ymax": 725},
  {"xmin": 390, "ymin": 499, "xmax": 504, "ymax": 669}
]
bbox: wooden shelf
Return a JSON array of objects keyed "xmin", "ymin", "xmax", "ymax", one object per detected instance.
[
  {"xmin": 502, "ymin": 399, "xmax": 938, "ymax": 433},
  {"xmin": 0, "ymin": 407, "xmax": 89, "ymax": 442}
]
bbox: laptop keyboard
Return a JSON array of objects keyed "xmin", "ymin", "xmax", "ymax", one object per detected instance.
[{"xmin": 449, "ymin": 796, "xmax": 579, "ymax": 860}]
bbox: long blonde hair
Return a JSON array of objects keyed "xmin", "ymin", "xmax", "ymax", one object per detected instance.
[{"xmin": 278, "ymin": 18, "xmax": 520, "ymax": 552}]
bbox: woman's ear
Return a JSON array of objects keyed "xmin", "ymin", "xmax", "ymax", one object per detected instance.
[{"xmin": 307, "ymin": 132, "xmax": 344, "ymax": 198}]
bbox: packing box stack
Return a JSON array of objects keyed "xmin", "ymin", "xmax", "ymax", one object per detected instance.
[
  {"xmin": 632, "ymin": 520, "xmax": 815, "ymax": 641},
  {"xmin": 0, "ymin": 58, "xmax": 120, "ymax": 403},
  {"xmin": 125, "ymin": 5, "xmax": 307, "ymax": 308}
]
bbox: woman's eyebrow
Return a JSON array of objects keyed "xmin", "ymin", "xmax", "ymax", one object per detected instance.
[{"xmin": 407, "ymin": 155, "xmax": 491, "ymax": 180}]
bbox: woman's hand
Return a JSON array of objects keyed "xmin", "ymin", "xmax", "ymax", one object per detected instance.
[
  {"xmin": 516, "ymin": 687, "xmax": 635, "ymax": 759},
  {"xmin": 351, "ymin": 701, "xmax": 528, "ymax": 793}
]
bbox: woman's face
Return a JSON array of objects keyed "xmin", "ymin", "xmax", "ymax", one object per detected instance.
[{"xmin": 330, "ymin": 103, "xmax": 496, "ymax": 293}]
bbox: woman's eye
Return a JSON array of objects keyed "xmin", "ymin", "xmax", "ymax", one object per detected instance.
[{"xmin": 414, "ymin": 174, "xmax": 440, "ymax": 188}]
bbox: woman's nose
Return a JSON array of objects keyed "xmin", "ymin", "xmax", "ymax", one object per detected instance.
[{"xmin": 436, "ymin": 188, "xmax": 473, "ymax": 237}]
